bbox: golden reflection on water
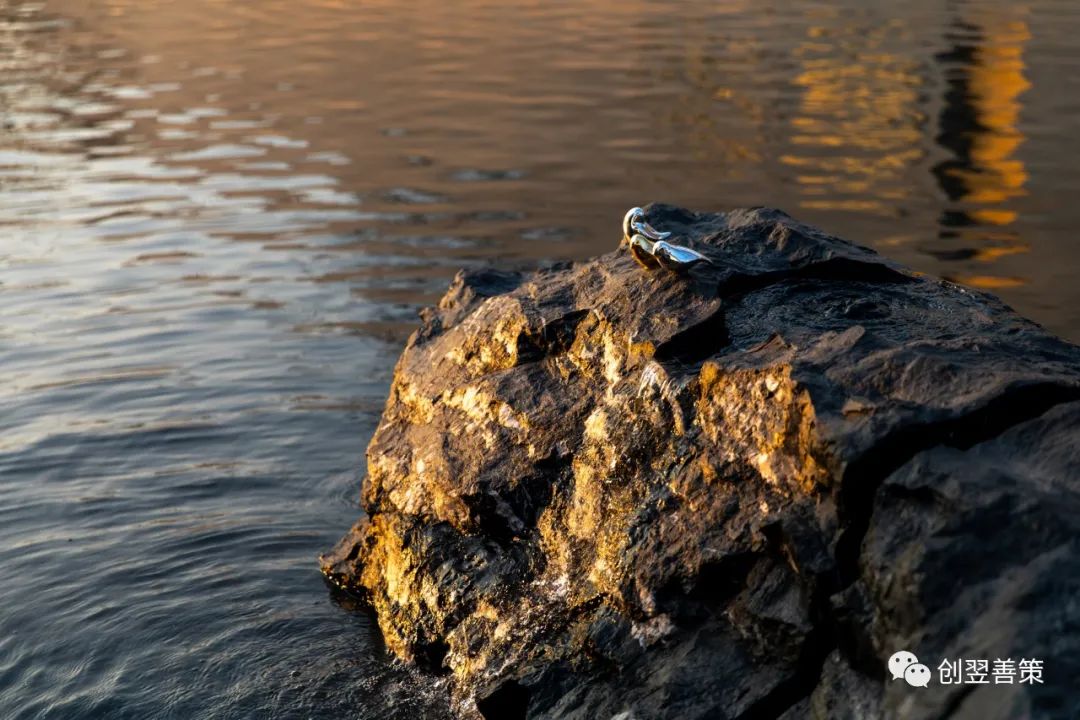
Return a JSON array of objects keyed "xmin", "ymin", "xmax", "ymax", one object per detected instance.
[
  {"xmin": 777, "ymin": 3, "xmax": 1039, "ymax": 294},
  {"xmin": 783, "ymin": 14, "xmax": 925, "ymax": 216},
  {"xmin": 935, "ymin": 10, "xmax": 1032, "ymax": 288},
  {"xmin": 946, "ymin": 19, "xmax": 1029, "ymax": 216},
  {"xmin": 786, "ymin": 11, "xmax": 1028, "ymax": 210}
]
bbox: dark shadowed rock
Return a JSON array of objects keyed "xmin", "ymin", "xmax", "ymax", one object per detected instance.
[{"xmin": 322, "ymin": 205, "xmax": 1080, "ymax": 720}]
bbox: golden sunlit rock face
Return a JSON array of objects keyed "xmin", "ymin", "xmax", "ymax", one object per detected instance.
[{"xmin": 323, "ymin": 206, "xmax": 1080, "ymax": 720}]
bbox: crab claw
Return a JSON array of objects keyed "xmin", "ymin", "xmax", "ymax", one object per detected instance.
[
  {"xmin": 651, "ymin": 240, "xmax": 713, "ymax": 272},
  {"xmin": 634, "ymin": 218, "xmax": 671, "ymax": 241},
  {"xmin": 622, "ymin": 207, "xmax": 643, "ymax": 240},
  {"xmin": 622, "ymin": 207, "xmax": 670, "ymax": 242}
]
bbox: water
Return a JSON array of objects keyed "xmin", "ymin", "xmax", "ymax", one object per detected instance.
[{"xmin": 1, "ymin": 0, "xmax": 1078, "ymax": 717}]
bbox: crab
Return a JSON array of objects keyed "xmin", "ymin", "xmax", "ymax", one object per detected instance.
[{"xmin": 621, "ymin": 207, "xmax": 713, "ymax": 273}]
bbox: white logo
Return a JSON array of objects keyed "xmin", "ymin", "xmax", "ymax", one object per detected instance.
[
  {"xmin": 904, "ymin": 663, "xmax": 932, "ymax": 687},
  {"xmin": 888, "ymin": 650, "xmax": 920, "ymax": 682}
]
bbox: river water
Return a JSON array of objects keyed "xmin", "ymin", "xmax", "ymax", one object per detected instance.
[{"xmin": 1, "ymin": 0, "xmax": 1078, "ymax": 718}]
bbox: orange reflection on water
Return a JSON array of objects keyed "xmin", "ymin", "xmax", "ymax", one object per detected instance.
[
  {"xmin": 935, "ymin": 9, "xmax": 1032, "ymax": 289},
  {"xmin": 948, "ymin": 274, "xmax": 1026, "ymax": 289},
  {"xmin": 943, "ymin": 17, "xmax": 1030, "ymax": 227},
  {"xmin": 782, "ymin": 15, "xmax": 925, "ymax": 216},
  {"xmin": 783, "ymin": 5, "xmax": 1033, "ymax": 293}
]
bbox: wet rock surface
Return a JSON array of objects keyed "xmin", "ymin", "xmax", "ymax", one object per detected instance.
[{"xmin": 322, "ymin": 205, "xmax": 1080, "ymax": 720}]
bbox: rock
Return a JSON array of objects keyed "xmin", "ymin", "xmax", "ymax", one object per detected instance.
[{"xmin": 322, "ymin": 205, "xmax": 1080, "ymax": 719}]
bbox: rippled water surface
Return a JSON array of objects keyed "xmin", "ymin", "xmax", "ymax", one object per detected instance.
[{"xmin": 2, "ymin": 0, "xmax": 1079, "ymax": 717}]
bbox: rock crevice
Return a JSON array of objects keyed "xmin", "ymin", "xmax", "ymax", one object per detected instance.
[{"xmin": 323, "ymin": 206, "xmax": 1080, "ymax": 720}]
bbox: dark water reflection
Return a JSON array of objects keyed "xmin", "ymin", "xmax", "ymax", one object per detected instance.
[{"xmin": 1, "ymin": 0, "xmax": 1078, "ymax": 717}]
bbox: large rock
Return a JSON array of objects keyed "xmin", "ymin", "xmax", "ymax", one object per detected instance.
[{"xmin": 322, "ymin": 205, "xmax": 1080, "ymax": 719}]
